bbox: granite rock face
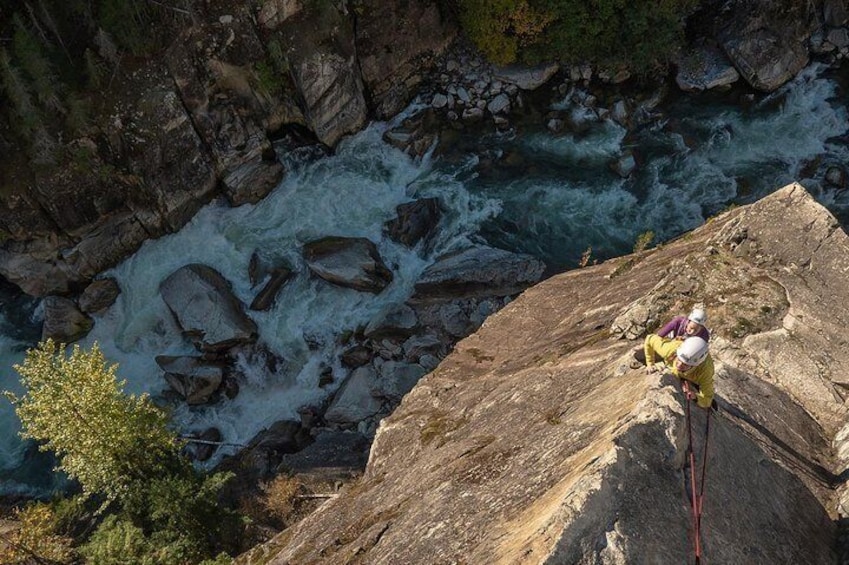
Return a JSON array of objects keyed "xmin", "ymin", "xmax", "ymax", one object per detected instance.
[
  {"xmin": 708, "ymin": 0, "xmax": 817, "ymax": 91},
  {"xmin": 0, "ymin": 0, "xmax": 454, "ymax": 298},
  {"xmin": 247, "ymin": 184, "xmax": 847, "ymax": 564},
  {"xmin": 355, "ymin": 0, "xmax": 457, "ymax": 118}
]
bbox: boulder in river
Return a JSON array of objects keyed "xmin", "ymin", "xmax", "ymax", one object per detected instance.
[
  {"xmin": 383, "ymin": 198, "xmax": 442, "ymax": 248},
  {"xmin": 160, "ymin": 264, "xmax": 258, "ymax": 352},
  {"xmin": 156, "ymin": 355, "xmax": 227, "ymax": 405},
  {"xmin": 303, "ymin": 237, "xmax": 393, "ymax": 293},
  {"xmin": 41, "ymin": 296, "xmax": 93, "ymax": 343},
  {"xmin": 411, "ymin": 245, "xmax": 545, "ymax": 302}
]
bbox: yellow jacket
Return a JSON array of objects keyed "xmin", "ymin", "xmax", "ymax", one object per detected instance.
[{"xmin": 643, "ymin": 334, "xmax": 715, "ymax": 408}]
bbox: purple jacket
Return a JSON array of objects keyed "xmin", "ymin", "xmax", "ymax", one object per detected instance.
[{"xmin": 656, "ymin": 315, "xmax": 710, "ymax": 341}]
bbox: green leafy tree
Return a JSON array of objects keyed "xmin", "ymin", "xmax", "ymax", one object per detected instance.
[
  {"xmin": 6, "ymin": 340, "xmax": 242, "ymax": 564},
  {"xmin": 6, "ymin": 339, "xmax": 179, "ymax": 501},
  {"xmin": 459, "ymin": 0, "xmax": 554, "ymax": 65}
]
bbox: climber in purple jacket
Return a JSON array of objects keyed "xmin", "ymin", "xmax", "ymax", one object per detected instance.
[
  {"xmin": 632, "ymin": 307, "xmax": 710, "ymax": 366},
  {"xmin": 656, "ymin": 308, "xmax": 710, "ymax": 341}
]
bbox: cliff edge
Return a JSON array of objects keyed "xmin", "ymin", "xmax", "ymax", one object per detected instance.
[{"xmin": 240, "ymin": 183, "xmax": 849, "ymax": 564}]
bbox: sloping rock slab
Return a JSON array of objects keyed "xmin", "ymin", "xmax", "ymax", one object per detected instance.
[{"xmin": 251, "ymin": 184, "xmax": 846, "ymax": 564}]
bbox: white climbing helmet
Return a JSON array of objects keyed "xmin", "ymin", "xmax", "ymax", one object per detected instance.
[
  {"xmin": 688, "ymin": 307, "xmax": 708, "ymax": 326},
  {"xmin": 677, "ymin": 336, "xmax": 709, "ymax": 367}
]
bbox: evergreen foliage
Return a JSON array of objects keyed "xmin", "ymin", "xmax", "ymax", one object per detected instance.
[
  {"xmin": 97, "ymin": 0, "xmax": 155, "ymax": 56},
  {"xmin": 5, "ymin": 340, "xmax": 242, "ymax": 564},
  {"xmin": 633, "ymin": 230, "xmax": 655, "ymax": 252},
  {"xmin": 0, "ymin": 47, "xmax": 41, "ymax": 139},
  {"xmin": 458, "ymin": 0, "xmax": 697, "ymax": 72},
  {"xmin": 84, "ymin": 48, "xmax": 108, "ymax": 88},
  {"xmin": 64, "ymin": 93, "xmax": 91, "ymax": 135},
  {"xmin": 79, "ymin": 515, "xmax": 159, "ymax": 565},
  {"xmin": 12, "ymin": 13, "xmax": 64, "ymax": 114},
  {"xmin": 119, "ymin": 472, "xmax": 239, "ymax": 562},
  {"xmin": 0, "ymin": 0, "xmax": 181, "ymax": 165}
]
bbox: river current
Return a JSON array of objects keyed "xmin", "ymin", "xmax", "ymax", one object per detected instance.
[{"xmin": 2, "ymin": 63, "xmax": 849, "ymax": 495}]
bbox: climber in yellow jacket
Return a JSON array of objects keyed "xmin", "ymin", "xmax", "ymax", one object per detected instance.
[{"xmin": 644, "ymin": 335, "xmax": 715, "ymax": 409}]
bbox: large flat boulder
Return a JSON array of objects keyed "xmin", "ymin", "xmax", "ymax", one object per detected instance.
[
  {"xmin": 412, "ymin": 245, "xmax": 545, "ymax": 302},
  {"xmin": 303, "ymin": 237, "xmax": 393, "ymax": 293},
  {"xmin": 159, "ymin": 264, "xmax": 257, "ymax": 352}
]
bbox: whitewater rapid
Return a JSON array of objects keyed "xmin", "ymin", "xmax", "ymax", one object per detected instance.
[{"xmin": 2, "ymin": 64, "xmax": 848, "ymax": 494}]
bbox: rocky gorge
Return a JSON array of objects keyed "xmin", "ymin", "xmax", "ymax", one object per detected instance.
[
  {"xmin": 2, "ymin": 0, "xmax": 849, "ymax": 562},
  {"xmin": 2, "ymin": 0, "xmax": 848, "ymax": 298}
]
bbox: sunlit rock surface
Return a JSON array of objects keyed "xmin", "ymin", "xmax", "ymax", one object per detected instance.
[{"xmin": 242, "ymin": 184, "xmax": 848, "ymax": 564}]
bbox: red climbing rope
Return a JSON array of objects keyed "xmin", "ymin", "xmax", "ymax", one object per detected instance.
[{"xmin": 682, "ymin": 380, "xmax": 711, "ymax": 565}]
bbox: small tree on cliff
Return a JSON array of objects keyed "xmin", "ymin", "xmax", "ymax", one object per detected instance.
[
  {"xmin": 5, "ymin": 340, "xmax": 241, "ymax": 563},
  {"xmin": 6, "ymin": 339, "xmax": 178, "ymax": 501}
]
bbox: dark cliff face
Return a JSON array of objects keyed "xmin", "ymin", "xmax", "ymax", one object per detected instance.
[
  {"xmin": 0, "ymin": 0, "xmax": 838, "ymax": 299},
  {"xmin": 237, "ymin": 184, "xmax": 849, "ymax": 564},
  {"xmin": 0, "ymin": 0, "xmax": 457, "ymax": 297}
]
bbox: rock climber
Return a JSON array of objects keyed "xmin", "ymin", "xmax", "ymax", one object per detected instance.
[
  {"xmin": 644, "ymin": 335, "xmax": 715, "ymax": 409},
  {"xmin": 633, "ymin": 307, "xmax": 710, "ymax": 366},
  {"xmin": 657, "ymin": 307, "xmax": 710, "ymax": 341}
]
